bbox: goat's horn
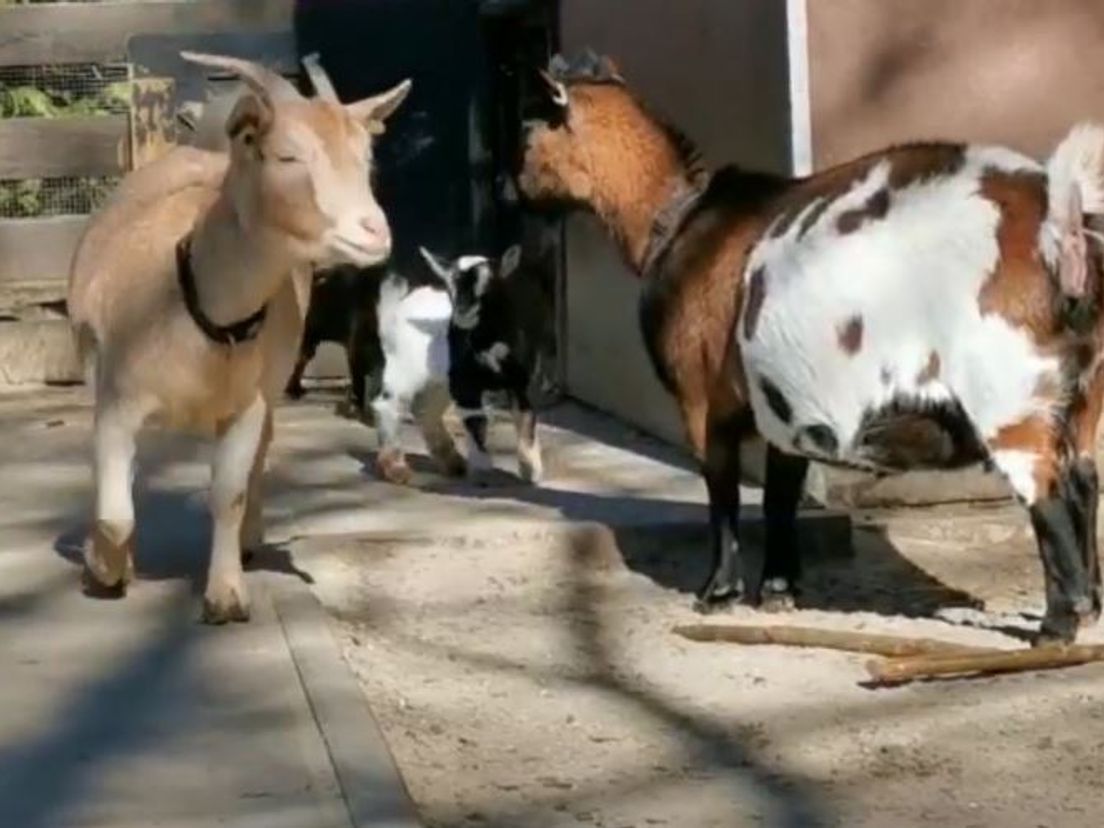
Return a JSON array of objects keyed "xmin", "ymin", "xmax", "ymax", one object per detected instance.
[
  {"xmin": 180, "ymin": 51, "xmax": 300, "ymax": 102},
  {"xmin": 301, "ymin": 52, "xmax": 340, "ymax": 102}
]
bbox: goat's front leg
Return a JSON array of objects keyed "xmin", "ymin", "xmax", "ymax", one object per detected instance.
[
  {"xmin": 513, "ymin": 388, "xmax": 542, "ymax": 484},
  {"xmin": 372, "ymin": 388, "xmax": 413, "ymax": 485},
  {"xmin": 85, "ymin": 404, "xmax": 141, "ymax": 596},
  {"xmin": 205, "ymin": 394, "xmax": 267, "ymax": 624},
  {"xmin": 240, "ymin": 405, "xmax": 273, "ymax": 557},
  {"xmin": 452, "ymin": 383, "xmax": 493, "ymax": 480},
  {"xmin": 695, "ymin": 412, "xmax": 749, "ymax": 613},
  {"xmin": 750, "ymin": 445, "xmax": 808, "ymax": 611},
  {"xmin": 285, "ymin": 339, "xmax": 315, "ymax": 400},
  {"xmin": 416, "ymin": 382, "xmax": 466, "ymax": 477}
]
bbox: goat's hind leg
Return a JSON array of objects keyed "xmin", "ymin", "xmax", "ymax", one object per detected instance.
[
  {"xmin": 416, "ymin": 383, "xmax": 466, "ymax": 477},
  {"xmin": 204, "ymin": 395, "xmax": 267, "ymax": 624},
  {"xmin": 85, "ymin": 404, "xmax": 141, "ymax": 596},
  {"xmin": 990, "ymin": 421, "xmax": 1094, "ymax": 643}
]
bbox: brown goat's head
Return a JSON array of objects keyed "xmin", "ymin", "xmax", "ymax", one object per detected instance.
[
  {"xmin": 517, "ymin": 51, "xmax": 699, "ymax": 210},
  {"xmin": 181, "ymin": 52, "xmax": 411, "ymax": 269},
  {"xmin": 517, "ymin": 52, "xmax": 628, "ymax": 206}
]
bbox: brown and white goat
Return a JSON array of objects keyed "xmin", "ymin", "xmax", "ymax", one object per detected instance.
[
  {"xmin": 519, "ymin": 53, "xmax": 1104, "ymax": 643},
  {"xmin": 67, "ymin": 52, "xmax": 410, "ymax": 622}
]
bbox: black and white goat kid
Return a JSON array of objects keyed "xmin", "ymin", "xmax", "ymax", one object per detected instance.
[{"xmin": 420, "ymin": 245, "xmax": 544, "ymax": 483}]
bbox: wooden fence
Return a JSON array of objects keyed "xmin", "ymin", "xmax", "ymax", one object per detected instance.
[{"xmin": 0, "ymin": 0, "xmax": 294, "ymax": 383}]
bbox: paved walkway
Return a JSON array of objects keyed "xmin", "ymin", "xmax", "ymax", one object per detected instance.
[{"xmin": 0, "ymin": 385, "xmax": 735, "ymax": 827}]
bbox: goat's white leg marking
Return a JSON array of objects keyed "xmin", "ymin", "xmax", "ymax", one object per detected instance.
[
  {"xmin": 372, "ymin": 388, "xmax": 413, "ymax": 484},
  {"xmin": 990, "ymin": 448, "xmax": 1039, "ymax": 504},
  {"xmin": 240, "ymin": 407, "xmax": 272, "ymax": 552},
  {"xmin": 205, "ymin": 394, "xmax": 266, "ymax": 623},
  {"xmin": 416, "ymin": 383, "xmax": 466, "ymax": 477},
  {"xmin": 513, "ymin": 404, "xmax": 542, "ymax": 483},
  {"xmin": 456, "ymin": 405, "xmax": 494, "ymax": 474},
  {"xmin": 88, "ymin": 405, "xmax": 141, "ymax": 589}
]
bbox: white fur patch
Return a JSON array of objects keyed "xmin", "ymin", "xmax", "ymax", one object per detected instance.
[
  {"xmin": 376, "ymin": 276, "xmax": 451, "ymax": 402},
  {"xmin": 740, "ymin": 150, "xmax": 1060, "ymax": 467},
  {"xmin": 990, "ymin": 449, "xmax": 1038, "ymax": 503},
  {"xmin": 477, "ymin": 342, "xmax": 510, "ymax": 372},
  {"xmin": 457, "ymin": 255, "xmax": 489, "ymax": 272}
]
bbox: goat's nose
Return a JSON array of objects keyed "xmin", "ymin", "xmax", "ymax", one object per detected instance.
[{"xmin": 360, "ymin": 216, "xmax": 391, "ymax": 247}]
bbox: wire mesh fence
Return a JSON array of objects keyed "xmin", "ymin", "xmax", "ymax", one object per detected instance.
[{"xmin": 0, "ymin": 62, "xmax": 130, "ymax": 218}]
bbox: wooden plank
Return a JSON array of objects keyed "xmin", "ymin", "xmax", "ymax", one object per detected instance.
[
  {"xmin": 0, "ymin": 116, "xmax": 129, "ymax": 178},
  {"xmin": 0, "ymin": 0, "xmax": 295, "ymax": 66},
  {"xmin": 0, "ymin": 216, "xmax": 86, "ymax": 284}
]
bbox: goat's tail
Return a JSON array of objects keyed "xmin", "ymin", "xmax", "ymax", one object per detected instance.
[{"xmin": 1046, "ymin": 122, "xmax": 1104, "ymax": 301}]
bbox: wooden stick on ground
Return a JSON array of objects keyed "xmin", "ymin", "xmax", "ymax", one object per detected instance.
[
  {"xmin": 866, "ymin": 644, "xmax": 1104, "ymax": 686},
  {"xmin": 673, "ymin": 623, "xmax": 991, "ymax": 658}
]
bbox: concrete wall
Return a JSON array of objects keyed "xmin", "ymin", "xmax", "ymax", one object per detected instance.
[
  {"xmin": 559, "ymin": 0, "xmax": 799, "ymax": 445},
  {"xmin": 808, "ymin": 0, "xmax": 1104, "ymax": 168}
]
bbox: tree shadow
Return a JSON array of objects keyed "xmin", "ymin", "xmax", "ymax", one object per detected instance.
[{"xmin": 0, "ymin": 593, "xmax": 197, "ymax": 828}]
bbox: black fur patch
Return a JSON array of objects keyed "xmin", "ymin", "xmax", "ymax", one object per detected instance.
[
  {"xmin": 796, "ymin": 423, "xmax": 839, "ymax": 457},
  {"xmin": 759, "ymin": 376, "xmax": 793, "ymax": 424}
]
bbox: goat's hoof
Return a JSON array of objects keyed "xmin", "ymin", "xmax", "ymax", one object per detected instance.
[
  {"xmin": 437, "ymin": 454, "xmax": 468, "ymax": 478},
  {"xmin": 202, "ymin": 587, "xmax": 251, "ymax": 625},
  {"xmin": 1035, "ymin": 613, "xmax": 1079, "ymax": 646},
  {"xmin": 756, "ymin": 578, "xmax": 797, "ymax": 613},
  {"xmin": 334, "ymin": 399, "xmax": 363, "ymax": 420},
  {"xmin": 376, "ymin": 450, "xmax": 414, "ymax": 486},
  {"xmin": 285, "ymin": 385, "xmax": 305, "ymax": 400},
  {"xmin": 518, "ymin": 455, "xmax": 543, "ymax": 485},
  {"xmin": 81, "ymin": 565, "xmax": 127, "ymax": 599},
  {"xmin": 693, "ymin": 579, "xmax": 743, "ymax": 614},
  {"xmin": 84, "ymin": 521, "xmax": 134, "ymax": 596}
]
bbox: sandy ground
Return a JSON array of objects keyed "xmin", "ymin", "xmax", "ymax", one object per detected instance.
[{"xmin": 302, "ymin": 500, "xmax": 1104, "ymax": 828}]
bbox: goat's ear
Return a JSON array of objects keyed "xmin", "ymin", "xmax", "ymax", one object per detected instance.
[
  {"xmin": 347, "ymin": 79, "xmax": 412, "ymax": 136},
  {"xmin": 538, "ymin": 69, "xmax": 569, "ymax": 108},
  {"xmin": 419, "ymin": 246, "xmax": 452, "ymax": 281},
  {"xmin": 1059, "ymin": 183, "xmax": 1089, "ymax": 298},
  {"xmin": 225, "ymin": 92, "xmax": 273, "ymax": 146},
  {"xmin": 499, "ymin": 244, "xmax": 522, "ymax": 279}
]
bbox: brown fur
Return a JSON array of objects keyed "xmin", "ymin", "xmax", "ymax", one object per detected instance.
[
  {"xmin": 916, "ymin": 350, "xmax": 941, "ymax": 384},
  {"xmin": 977, "ymin": 169, "xmax": 1056, "ymax": 341},
  {"xmin": 837, "ymin": 188, "xmax": 890, "ymax": 234},
  {"xmin": 990, "ymin": 415, "xmax": 1061, "ymax": 498}
]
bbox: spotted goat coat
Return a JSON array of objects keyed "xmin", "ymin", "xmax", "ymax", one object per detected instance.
[{"xmin": 724, "ymin": 130, "xmax": 1104, "ymax": 640}]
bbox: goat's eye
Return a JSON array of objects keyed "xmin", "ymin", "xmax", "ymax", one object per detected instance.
[{"xmin": 276, "ymin": 155, "xmax": 300, "ymax": 164}]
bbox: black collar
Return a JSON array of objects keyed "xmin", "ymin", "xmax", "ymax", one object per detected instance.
[
  {"xmin": 176, "ymin": 234, "xmax": 268, "ymax": 346},
  {"xmin": 639, "ymin": 178, "xmax": 709, "ymax": 277}
]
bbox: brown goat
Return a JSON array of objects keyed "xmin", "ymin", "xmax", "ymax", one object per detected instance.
[
  {"xmin": 518, "ymin": 52, "xmax": 1104, "ymax": 643},
  {"xmin": 68, "ymin": 53, "xmax": 410, "ymax": 622}
]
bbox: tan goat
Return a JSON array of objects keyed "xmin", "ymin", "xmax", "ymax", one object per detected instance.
[{"xmin": 67, "ymin": 52, "xmax": 410, "ymax": 622}]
